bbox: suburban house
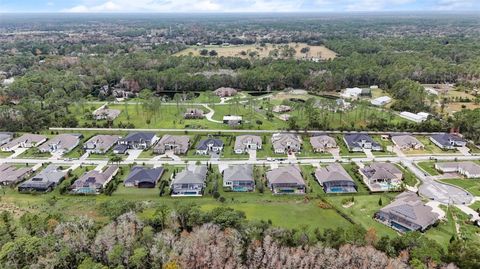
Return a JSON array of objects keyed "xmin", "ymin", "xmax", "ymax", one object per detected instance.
[
  {"xmin": 234, "ymin": 135, "xmax": 262, "ymax": 154},
  {"xmin": 343, "ymin": 134, "xmax": 382, "ymax": 152},
  {"xmin": 391, "ymin": 135, "xmax": 425, "ymax": 151},
  {"xmin": 222, "ymin": 164, "xmax": 255, "ymax": 192},
  {"xmin": 84, "ymin": 135, "xmax": 121, "ymax": 154},
  {"xmin": 18, "ymin": 165, "xmax": 67, "ymax": 193},
  {"xmin": 315, "ymin": 163, "xmax": 357, "ymax": 193},
  {"xmin": 435, "ymin": 162, "xmax": 480, "ymax": 178},
  {"xmin": 341, "ymin": 87, "xmax": 371, "ymax": 99},
  {"xmin": 170, "ymin": 165, "xmax": 208, "ymax": 196},
  {"xmin": 0, "ymin": 164, "xmax": 32, "ymax": 186},
  {"xmin": 196, "ymin": 138, "xmax": 224, "ymax": 155},
  {"xmin": 370, "ymin": 96, "xmax": 392, "ymax": 106},
  {"xmin": 266, "ymin": 165, "xmax": 306, "ymax": 194},
  {"xmin": 113, "ymin": 144, "xmax": 128, "ymax": 154},
  {"xmin": 124, "ymin": 166, "xmax": 164, "ymax": 188},
  {"xmin": 400, "ymin": 111, "xmax": 429, "ymax": 123},
  {"xmin": 38, "ymin": 134, "xmax": 82, "ymax": 155},
  {"xmin": 117, "ymin": 132, "xmax": 159, "ymax": 150},
  {"xmin": 310, "ymin": 135, "xmax": 337, "ymax": 153},
  {"xmin": 223, "ymin": 115, "xmax": 243, "ymax": 126},
  {"xmin": 0, "ymin": 132, "xmax": 12, "ymax": 146},
  {"xmin": 360, "ymin": 162, "xmax": 403, "ymax": 191},
  {"xmin": 184, "ymin": 108, "xmax": 204, "ymax": 119},
  {"xmin": 153, "ymin": 135, "xmax": 190, "ymax": 155},
  {"xmin": 214, "ymin": 87, "xmax": 238, "ymax": 97},
  {"xmin": 271, "ymin": 133, "xmax": 302, "ymax": 154},
  {"xmin": 375, "ymin": 192, "xmax": 439, "ymax": 232},
  {"xmin": 1, "ymin": 133, "xmax": 47, "ymax": 152},
  {"xmin": 93, "ymin": 108, "xmax": 121, "ymax": 120},
  {"xmin": 272, "ymin": 105, "xmax": 292, "ymax": 113},
  {"xmin": 430, "ymin": 133, "xmax": 466, "ymax": 150},
  {"xmin": 70, "ymin": 165, "xmax": 119, "ymax": 194}
]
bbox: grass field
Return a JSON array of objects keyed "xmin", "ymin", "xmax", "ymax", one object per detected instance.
[
  {"xmin": 440, "ymin": 179, "xmax": 480, "ymax": 196},
  {"xmin": 174, "ymin": 42, "xmax": 337, "ymax": 60},
  {"xmin": 417, "ymin": 161, "xmax": 440, "ymax": 176}
]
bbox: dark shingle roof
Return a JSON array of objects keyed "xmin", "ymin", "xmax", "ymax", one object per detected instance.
[
  {"xmin": 124, "ymin": 166, "xmax": 164, "ymax": 186},
  {"xmin": 196, "ymin": 138, "xmax": 224, "ymax": 150}
]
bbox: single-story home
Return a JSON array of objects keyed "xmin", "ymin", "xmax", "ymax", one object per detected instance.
[
  {"xmin": 170, "ymin": 165, "xmax": 207, "ymax": 196},
  {"xmin": 38, "ymin": 134, "xmax": 82, "ymax": 155},
  {"xmin": 399, "ymin": 112, "xmax": 429, "ymax": 123},
  {"xmin": 430, "ymin": 133, "xmax": 466, "ymax": 150},
  {"xmin": 360, "ymin": 162, "xmax": 403, "ymax": 192},
  {"xmin": 184, "ymin": 108, "xmax": 204, "ymax": 119},
  {"xmin": 234, "ymin": 135, "xmax": 262, "ymax": 154},
  {"xmin": 113, "ymin": 144, "xmax": 128, "ymax": 154},
  {"xmin": 0, "ymin": 164, "xmax": 32, "ymax": 186},
  {"xmin": 391, "ymin": 135, "xmax": 425, "ymax": 151},
  {"xmin": 435, "ymin": 162, "xmax": 480, "ymax": 178},
  {"xmin": 370, "ymin": 96, "xmax": 392, "ymax": 106},
  {"xmin": 124, "ymin": 166, "xmax": 164, "ymax": 188},
  {"xmin": 84, "ymin": 135, "xmax": 121, "ymax": 154},
  {"xmin": 222, "ymin": 164, "xmax": 255, "ymax": 192},
  {"xmin": 266, "ymin": 165, "xmax": 306, "ymax": 194},
  {"xmin": 375, "ymin": 192, "xmax": 439, "ymax": 232},
  {"xmin": 214, "ymin": 87, "xmax": 238, "ymax": 97},
  {"xmin": 196, "ymin": 138, "xmax": 224, "ymax": 155},
  {"xmin": 343, "ymin": 134, "xmax": 382, "ymax": 152},
  {"xmin": 314, "ymin": 163, "xmax": 357, "ymax": 193},
  {"xmin": 271, "ymin": 133, "xmax": 302, "ymax": 154},
  {"xmin": 1, "ymin": 133, "xmax": 47, "ymax": 152},
  {"xmin": 310, "ymin": 135, "xmax": 337, "ymax": 153},
  {"xmin": 153, "ymin": 135, "xmax": 190, "ymax": 155},
  {"xmin": 117, "ymin": 132, "xmax": 159, "ymax": 150},
  {"xmin": 93, "ymin": 108, "xmax": 121, "ymax": 120},
  {"xmin": 18, "ymin": 165, "xmax": 67, "ymax": 193},
  {"xmin": 70, "ymin": 165, "xmax": 119, "ymax": 194}
]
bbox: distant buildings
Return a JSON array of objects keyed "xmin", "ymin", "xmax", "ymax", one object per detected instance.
[
  {"xmin": 184, "ymin": 108, "xmax": 204, "ymax": 119},
  {"xmin": 266, "ymin": 165, "xmax": 306, "ymax": 194},
  {"xmin": 222, "ymin": 165, "xmax": 255, "ymax": 192},
  {"xmin": 341, "ymin": 87, "xmax": 371, "ymax": 99},
  {"xmin": 271, "ymin": 133, "xmax": 302, "ymax": 154},
  {"xmin": 370, "ymin": 96, "xmax": 392, "ymax": 106},
  {"xmin": 435, "ymin": 162, "xmax": 480, "ymax": 178},
  {"xmin": 93, "ymin": 108, "xmax": 121, "ymax": 120},
  {"xmin": 38, "ymin": 134, "xmax": 82, "ymax": 155},
  {"xmin": 170, "ymin": 165, "xmax": 207, "ymax": 196},
  {"xmin": 391, "ymin": 135, "xmax": 424, "ymax": 151},
  {"xmin": 343, "ymin": 134, "xmax": 382, "ymax": 152},
  {"xmin": 153, "ymin": 135, "xmax": 190, "ymax": 155},
  {"xmin": 430, "ymin": 133, "xmax": 466, "ymax": 150},
  {"xmin": 399, "ymin": 111, "xmax": 429, "ymax": 123},
  {"xmin": 272, "ymin": 105, "xmax": 292, "ymax": 113},
  {"xmin": 71, "ymin": 165, "xmax": 119, "ymax": 194},
  {"xmin": 124, "ymin": 166, "xmax": 164, "ymax": 188},
  {"xmin": 214, "ymin": 87, "xmax": 238, "ymax": 97},
  {"xmin": 314, "ymin": 163, "xmax": 357, "ymax": 193},
  {"xmin": 234, "ymin": 135, "xmax": 262, "ymax": 154},
  {"xmin": 223, "ymin": 115, "xmax": 242, "ymax": 126},
  {"xmin": 375, "ymin": 192, "xmax": 439, "ymax": 232}
]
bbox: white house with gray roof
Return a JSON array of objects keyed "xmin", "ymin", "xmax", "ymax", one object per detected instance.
[
  {"xmin": 234, "ymin": 135, "xmax": 262, "ymax": 154},
  {"xmin": 360, "ymin": 163, "xmax": 403, "ymax": 192},
  {"xmin": 196, "ymin": 138, "xmax": 224, "ymax": 155},
  {"xmin": 435, "ymin": 162, "xmax": 480, "ymax": 178},
  {"xmin": 18, "ymin": 165, "xmax": 67, "ymax": 193},
  {"xmin": 1, "ymin": 133, "xmax": 47, "ymax": 152},
  {"xmin": 84, "ymin": 135, "xmax": 121, "ymax": 154},
  {"xmin": 170, "ymin": 165, "xmax": 207, "ymax": 196},
  {"xmin": 314, "ymin": 163, "xmax": 357, "ymax": 193},
  {"xmin": 310, "ymin": 135, "xmax": 337, "ymax": 153},
  {"xmin": 266, "ymin": 165, "xmax": 306, "ymax": 194},
  {"xmin": 271, "ymin": 133, "xmax": 302, "ymax": 154},
  {"xmin": 430, "ymin": 133, "xmax": 466, "ymax": 150},
  {"xmin": 222, "ymin": 165, "xmax": 254, "ymax": 192},
  {"xmin": 391, "ymin": 135, "xmax": 424, "ymax": 151},
  {"xmin": 375, "ymin": 192, "xmax": 439, "ymax": 232},
  {"xmin": 0, "ymin": 133, "xmax": 12, "ymax": 146},
  {"xmin": 153, "ymin": 135, "xmax": 190, "ymax": 155},
  {"xmin": 38, "ymin": 134, "xmax": 82, "ymax": 155}
]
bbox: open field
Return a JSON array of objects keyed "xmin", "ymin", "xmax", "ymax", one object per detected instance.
[
  {"xmin": 174, "ymin": 42, "xmax": 337, "ymax": 60},
  {"xmin": 441, "ymin": 178, "xmax": 480, "ymax": 196},
  {"xmin": 417, "ymin": 161, "xmax": 440, "ymax": 176}
]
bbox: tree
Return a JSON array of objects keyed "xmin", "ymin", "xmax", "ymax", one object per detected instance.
[
  {"xmin": 199, "ymin": 49, "xmax": 208, "ymax": 56},
  {"xmin": 209, "ymin": 50, "xmax": 218, "ymax": 56}
]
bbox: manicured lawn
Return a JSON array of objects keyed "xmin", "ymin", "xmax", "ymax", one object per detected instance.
[
  {"xmin": 17, "ymin": 148, "xmax": 51, "ymax": 158},
  {"xmin": 417, "ymin": 161, "xmax": 440, "ymax": 176},
  {"xmin": 416, "ymin": 136, "xmax": 457, "ymax": 154},
  {"xmin": 470, "ymin": 201, "xmax": 480, "ymax": 211},
  {"xmin": 334, "ymin": 135, "xmax": 366, "ymax": 158},
  {"xmin": 342, "ymin": 163, "xmax": 370, "ymax": 194},
  {"xmin": 396, "ymin": 164, "xmax": 419, "ymax": 187},
  {"xmin": 0, "ymin": 151, "xmax": 13, "ymax": 157},
  {"xmin": 441, "ymin": 179, "xmax": 480, "ymax": 196}
]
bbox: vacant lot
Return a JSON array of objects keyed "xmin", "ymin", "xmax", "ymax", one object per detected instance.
[
  {"xmin": 174, "ymin": 42, "xmax": 337, "ymax": 60},
  {"xmin": 441, "ymin": 179, "xmax": 480, "ymax": 196}
]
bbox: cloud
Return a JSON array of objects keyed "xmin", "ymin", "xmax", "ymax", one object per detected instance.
[{"xmin": 436, "ymin": 0, "xmax": 479, "ymax": 10}]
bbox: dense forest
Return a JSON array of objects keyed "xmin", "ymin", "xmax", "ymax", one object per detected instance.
[{"xmin": 1, "ymin": 201, "xmax": 478, "ymax": 269}]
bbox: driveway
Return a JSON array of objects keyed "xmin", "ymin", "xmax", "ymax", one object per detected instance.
[
  {"xmin": 328, "ymin": 148, "xmax": 341, "ymax": 160},
  {"xmin": 248, "ymin": 149, "xmax": 257, "ymax": 161},
  {"xmin": 458, "ymin": 146, "xmax": 471, "ymax": 156},
  {"xmin": 391, "ymin": 146, "xmax": 406, "ymax": 157},
  {"xmin": 363, "ymin": 149, "xmax": 374, "ymax": 159},
  {"xmin": 126, "ymin": 150, "xmax": 143, "ymax": 161},
  {"xmin": 7, "ymin": 148, "xmax": 28, "ymax": 159},
  {"xmin": 202, "ymin": 104, "xmax": 222, "ymax": 123}
]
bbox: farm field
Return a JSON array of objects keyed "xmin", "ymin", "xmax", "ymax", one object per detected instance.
[{"xmin": 174, "ymin": 42, "xmax": 337, "ymax": 60}]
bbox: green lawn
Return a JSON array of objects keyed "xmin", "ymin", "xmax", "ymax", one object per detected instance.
[
  {"xmin": 416, "ymin": 136, "xmax": 457, "ymax": 154},
  {"xmin": 17, "ymin": 148, "xmax": 51, "ymax": 159},
  {"xmin": 441, "ymin": 179, "xmax": 480, "ymax": 196},
  {"xmin": 470, "ymin": 201, "xmax": 480, "ymax": 211},
  {"xmin": 417, "ymin": 161, "xmax": 440, "ymax": 176},
  {"xmin": 334, "ymin": 135, "xmax": 366, "ymax": 158},
  {"xmin": 396, "ymin": 164, "xmax": 419, "ymax": 187}
]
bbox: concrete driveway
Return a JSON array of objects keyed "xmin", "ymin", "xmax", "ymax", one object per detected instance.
[
  {"xmin": 458, "ymin": 146, "xmax": 471, "ymax": 156},
  {"xmin": 7, "ymin": 148, "xmax": 28, "ymax": 159},
  {"xmin": 126, "ymin": 150, "xmax": 143, "ymax": 161},
  {"xmin": 363, "ymin": 149, "xmax": 374, "ymax": 159},
  {"xmin": 248, "ymin": 149, "xmax": 257, "ymax": 161}
]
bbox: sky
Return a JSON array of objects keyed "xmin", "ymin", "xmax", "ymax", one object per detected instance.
[{"xmin": 0, "ymin": 0, "xmax": 480, "ymax": 13}]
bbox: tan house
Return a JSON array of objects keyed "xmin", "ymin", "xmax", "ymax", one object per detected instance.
[
  {"xmin": 184, "ymin": 108, "xmax": 204, "ymax": 119},
  {"xmin": 310, "ymin": 135, "xmax": 337, "ymax": 152},
  {"xmin": 391, "ymin": 135, "xmax": 424, "ymax": 151},
  {"xmin": 360, "ymin": 163, "xmax": 403, "ymax": 192},
  {"xmin": 214, "ymin": 87, "xmax": 238, "ymax": 97}
]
